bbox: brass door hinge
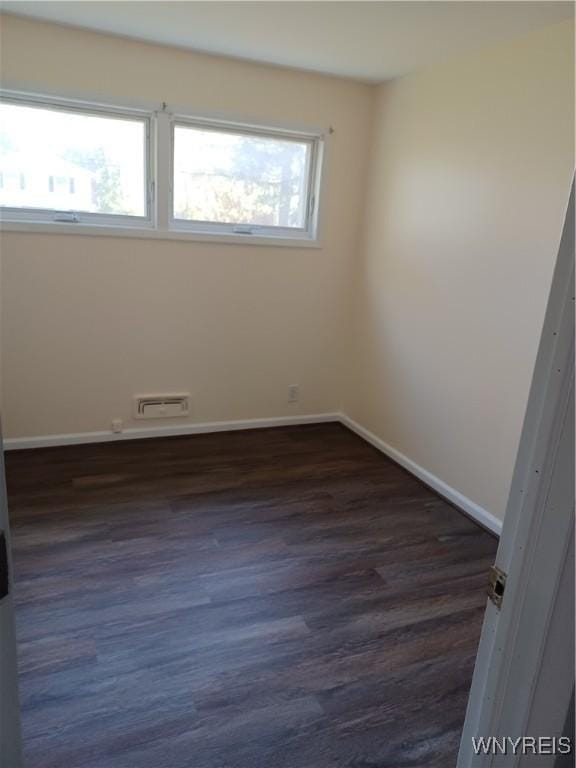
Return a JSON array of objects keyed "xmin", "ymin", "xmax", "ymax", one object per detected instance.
[{"xmin": 487, "ymin": 565, "xmax": 507, "ymax": 609}]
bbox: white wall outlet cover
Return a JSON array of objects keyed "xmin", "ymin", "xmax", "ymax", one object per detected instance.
[
  {"xmin": 288, "ymin": 385, "xmax": 300, "ymax": 403},
  {"xmin": 111, "ymin": 418, "xmax": 123, "ymax": 433}
]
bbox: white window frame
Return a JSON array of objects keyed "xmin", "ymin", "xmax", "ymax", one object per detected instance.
[
  {"xmin": 0, "ymin": 92, "xmax": 154, "ymax": 228},
  {"xmin": 169, "ymin": 114, "xmax": 323, "ymax": 242},
  {"xmin": 0, "ymin": 91, "xmax": 326, "ymax": 248}
]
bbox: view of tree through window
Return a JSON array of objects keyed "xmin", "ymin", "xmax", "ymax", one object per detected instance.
[
  {"xmin": 0, "ymin": 103, "xmax": 146, "ymax": 216},
  {"xmin": 173, "ymin": 125, "xmax": 311, "ymax": 228}
]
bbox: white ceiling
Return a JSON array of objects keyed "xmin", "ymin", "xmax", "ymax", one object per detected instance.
[{"xmin": 2, "ymin": 1, "xmax": 573, "ymax": 83}]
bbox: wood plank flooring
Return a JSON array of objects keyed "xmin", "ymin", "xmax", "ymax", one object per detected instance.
[{"xmin": 5, "ymin": 423, "xmax": 497, "ymax": 768}]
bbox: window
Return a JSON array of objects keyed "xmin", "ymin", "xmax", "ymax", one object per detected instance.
[
  {"xmin": 0, "ymin": 99, "xmax": 149, "ymax": 223},
  {"xmin": 0, "ymin": 92, "xmax": 324, "ymax": 244},
  {"xmin": 172, "ymin": 123, "xmax": 318, "ymax": 238}
]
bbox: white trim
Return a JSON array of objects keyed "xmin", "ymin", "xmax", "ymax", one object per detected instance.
[
  {"xmin": 168, "ymin": 108, "xmax": 328, "ymax": 140},
  {"xmin": 0, "ymin": 220, "xmax": 323, "ymax": 248},
  {"xmin": 0, "ymin": 87, "xmax": 155, "ymax": 118},
  {"xmin": 2, "ymin": 413, "xmax": 340, "ymax": 450},
  {"xmin": 0, "ymin": 85, "xmax": 330, "ymax": 142},
  {"xmin": 339, "ymin": 413, "xmax": 502, "ymax": 536},
  {"xmin": 0, "ymin": 88, "xmax": 327, "ymax": 247},
  {"xmin": 2, "ymin": 409, "xmax": 502, "ymax": 535},
  {"xmin": 0, "ymin": 92, "xmax": 154, "ymax": 228},
  {"xmin": 168, "ymin": 116, "xmax": 323, "ymax": 243},
  {"xmin": 458, "ymin": 181, "xmax": 575, "ymax": 767}
]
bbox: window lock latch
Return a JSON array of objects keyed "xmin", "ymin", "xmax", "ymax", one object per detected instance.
[{"xmin": 53, "ymin": 211, "xmax": 80, "ymax": 223}]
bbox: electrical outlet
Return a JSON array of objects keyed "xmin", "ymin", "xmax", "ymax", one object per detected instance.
[
  {"xmin": 288, "ymin": 384, "xmax": 299, "ymax": 403},
  {"xmin": 111, "ymin": 418, "xmax": 123, "ymax": 433}
]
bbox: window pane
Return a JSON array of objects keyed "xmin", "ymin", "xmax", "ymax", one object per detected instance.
[
  {"xmin": 173, "ymin": 125, "xmax": 311, "ymax": 228},
  {"xmin": 0, "ymin": 103, "xmax": 147, "ymax": 216}
]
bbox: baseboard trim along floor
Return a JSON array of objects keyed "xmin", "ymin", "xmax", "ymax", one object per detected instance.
[
  {"xmin": 3, "ymin": 410, "xmax": 501, "ymax": 536},
  {"xmin": 339, "ymin": 414, "xmax": 502, "ymax": 536},
  {"xmin": 2, "ymin": 413, "xmax": 341, "ymax": 450}
]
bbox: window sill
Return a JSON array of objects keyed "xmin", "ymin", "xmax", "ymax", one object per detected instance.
[{"xmin": 0, "ymin": 220, "xmax": 323, "ymax": 249}]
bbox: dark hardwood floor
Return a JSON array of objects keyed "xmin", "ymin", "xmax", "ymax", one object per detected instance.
[{"xmin": 5, "ymin": 423, "xmax": 497, "ymax": 768}]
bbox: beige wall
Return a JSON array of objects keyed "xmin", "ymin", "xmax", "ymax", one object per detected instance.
[
  {"xmin": 0, "ymin": 15, "xmax": 573, "ymax": 525},
  {"xmin": 344, "ymin": 21, "xmax": 574, "ymax": 521},
  {"xmin": 0, "ymin": 14, "xmax": 374, "ymax": 437}
]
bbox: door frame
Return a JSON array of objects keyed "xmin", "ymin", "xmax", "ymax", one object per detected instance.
[{"xmin": 458, "ymin": 182, "xmax": 575, "ymax": 766}]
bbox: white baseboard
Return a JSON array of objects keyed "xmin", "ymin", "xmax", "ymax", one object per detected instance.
[
  {"xmin": 2, "ymin": 409, "xmax": 502, "ymax": 536},
  {"xmin": 3, "ymin": 413, "xmax": 340, "ymax": 451},
  {"xmin": 339, "ymin": 413, "xmax": 502, "ymax": 536}
]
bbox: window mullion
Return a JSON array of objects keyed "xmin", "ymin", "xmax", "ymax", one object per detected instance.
[{"xmin": 155, "ymin": 110, "xmax": 172, "ymax": 231}]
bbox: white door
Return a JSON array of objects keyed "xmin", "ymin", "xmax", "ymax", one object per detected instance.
[
  {"xmin": 0, "ymin": 425, "xmax": 23, "ymax": 768},
  {"xmin": 458, "ymin": 183, "xmax": 575, "ymax": 767}
]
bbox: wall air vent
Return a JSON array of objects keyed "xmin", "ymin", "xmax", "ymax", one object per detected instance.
[{"xmin": 133, "ymin": 393, "xmax": 190, "ymax": 420}]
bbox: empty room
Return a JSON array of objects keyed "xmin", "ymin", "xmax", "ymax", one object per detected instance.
[{"xmin": 0, "ymin": 2, "xmax": 574, "ymax": 767}]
